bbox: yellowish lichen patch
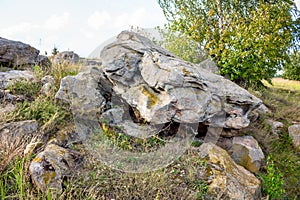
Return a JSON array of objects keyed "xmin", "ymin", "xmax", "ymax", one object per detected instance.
[
  {"xmin": 179, "ymin": 66, "xmax": 191, "ymax": 76},
  {"xmin": 32, "ymin": 157, "xmax": 43, "ymax": 163},
  {"xmin": 141, "ymin": 86, "xmax": 158, "ymax": 108},
  {"xmin": 43, "ymin": 171, "xmax": 56, "ymax": 185}
]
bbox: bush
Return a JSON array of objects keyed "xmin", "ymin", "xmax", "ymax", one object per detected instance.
[
  {"xmin": 260, "ymin": 155, "xmax": 285, "ymax": 199},
  {"xmin": 283, "ymin": 51, "xmax": 300, "ymax": 81}
]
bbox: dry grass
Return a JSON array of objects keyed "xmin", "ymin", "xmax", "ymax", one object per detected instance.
[{"xmin": 247, "ymin": 78, "xmax": 300, "ymax": 199}]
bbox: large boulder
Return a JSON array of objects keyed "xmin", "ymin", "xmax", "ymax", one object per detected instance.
[
  {"xmin": 56, "ymin": 31, "xmax": 262, "ymax": 142},
  {"xmin": 99, "ymin": 31, "xmax": 261, "ymax": 129},
  {"xmin": 0, "ymin": 37, "xmax": 39, "ymax": 68},
  {"xmin": 199, "ymin": 143, "xmax": 261, "ymax": 199},
  {"xmin": 288, "ymin": 124, "xmax": 300, "ymax": 149}
]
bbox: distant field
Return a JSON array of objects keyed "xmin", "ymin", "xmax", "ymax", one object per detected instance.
[{"xmin": 269, "ymin": 78, "xmax": 300, "ymax": 91}]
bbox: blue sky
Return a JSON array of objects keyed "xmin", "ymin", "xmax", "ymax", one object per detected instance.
[
  {"xmin": 1, "ymin": 0, "xmax": 299, "ymax": 57},
  {"xmin": 0, "ymin": 0, "xmax": 167, "ymax": 57}
]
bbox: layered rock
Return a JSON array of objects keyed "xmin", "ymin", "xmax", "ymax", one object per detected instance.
[
  {"xmin": 199, "ymin": 143, "xmax": 261, "ymax": 199},
  {"xmin": 0, "ymin": 37, "xmax": 39, "ymax": 68},
  {"xmin": 56, "ymin": 31, "xmax": 262, "ymax": 141}
]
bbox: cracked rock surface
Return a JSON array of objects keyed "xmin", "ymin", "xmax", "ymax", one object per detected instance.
[{"xmin": 56, "ymin": 31, "xmax": 262, "ymax": 140}]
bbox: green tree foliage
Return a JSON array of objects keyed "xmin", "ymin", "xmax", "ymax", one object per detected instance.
[
  {"xmin": 158, "ymin": 0, "xmax": 300, "ymax": 87},
  {"xmin": 283, "ymin": 51, "xmax": 300, "ymax": 80},
  {"xmin": 156, "ymin": 26, "xmax": 208, "ymax": 63}
]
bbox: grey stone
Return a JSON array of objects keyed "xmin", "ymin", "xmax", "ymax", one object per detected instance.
[
  {"xmin": 55, "ymin": 66, "xmax": 105, "ymax": 139},
  {"xmin": 55, "ymin": 31, "xmax": 262, "ymax": 141},
  {"xmin": 265, "ymin": 119, "xmax": 283, "ymax": 136},
  {"xmin": 228, "ymin": 136, "xmax": 265, "ymax": 173},
  {"xmin": 0, "ymin": 120, "xmax": 39, "ymax": 139},
  {"xmin": 0, "ymin": 37, "xmax": 39, "ymax": 68},
  {"xmin": 40, "ymin": 75, "xmax": 55, "ymax": 96},
  {"xmin": 29, "ymin": 144, "xmax": 81, "ymax": 192},
  {"xmin": 288, "ymin": 124, "xmax": 300, "ymax": 149},
  {"xmin": 99, "ymin": 31, "xmax": 262, "ymax": 130},
  {"xmin": 37, "ymin": 55, "xmax": 51, "ymax": 69},
  {"xmin": 0, "ymin": 70, "xmax": 34, "ymax": 89},
  {"xmin": 53, "ymin": 51, "xmax": 79, "ymax": 65},
  {"xmin": 199, "ymin": 143, "xmax": 261, "ymax": 200}
]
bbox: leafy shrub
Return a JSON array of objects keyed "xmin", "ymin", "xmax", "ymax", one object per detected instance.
[
  {"xmin": 283, "ymin": 51, "xmax": 300, "ymax": 81},
  {"xmin": 260, "ymin": 155, "xmax": 285, "ymax": 199}
]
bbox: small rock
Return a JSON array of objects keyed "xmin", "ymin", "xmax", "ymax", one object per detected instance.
[
  {"xmin": 199, "ymin": 143, "xmax": 261, "ymax": 200},
  {"xmin": 37, "ymin": 55, "xmax": 51, "ymax": 69},
  {"xmin": 265, "ymin": 119, "xmax": 283, "ymax": 136},
  {"xmin": 288, "ymin": 124, "xmax": 300, "ymax": 149},
  {"xmin": 0, "ymin": 102, "xmax": 16, "ymax": 115},
  {"xmin": 53, "ymin": 51, "xmax": 79, "ymax": 65},
  {"xmin": 0, "ymin": 70, "xmax": 34, "ymax": 89},
  {"xmin": 40, "ymin": 75, "xmax": 55, "ymax": 96},
  {"xmin": 0, "ymin": 120, "xmax": 39, "ymax": 138},
  {"xmin": 229, "ymin": 136, "xmax": 265, "ymax": 173},
  {"xmin": 79, "ymin": 58, "xmax": 102, "ymax": 66},
  {"xmin": 29, "ymin": 144, "xmax": 81, "ymax": 192}
]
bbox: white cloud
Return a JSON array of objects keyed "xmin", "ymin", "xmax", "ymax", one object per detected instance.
[
  {"xmin": 113, "ymin": 7, "xmax": 166, "ymax": 29},
  {"xmin": 80, "ymin": 28, "xmax": 95, "ymax": 39},
  {"xmin": 0, "ymin": 22, "xmax": 38, "ymax": 37},
  {"xmin": 296, "ymin": 0, "xmax": 300, "ymax": 9},
  {"xmin": 44, "ymin": 12, "xmax": 70, "ymax": 30},
  {"xmin": 87, "ymin": 11, "xmax": 111, "ymax": 30}
]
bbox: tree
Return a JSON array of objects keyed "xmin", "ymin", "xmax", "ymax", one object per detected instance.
[
  {"xmin": 283, "ymin": 51, "xmax": 300, "ymax": 81},
  {"xmin": 156, "ymin": 26, "xmax": 208, "ymax": 63},
  {"xmin": 52, "ymin": 46, "xmax": 59, "ymax": 56},
  {"xmin": 158, "ymin": 0, "xmax": 300, "ymax": 88}
]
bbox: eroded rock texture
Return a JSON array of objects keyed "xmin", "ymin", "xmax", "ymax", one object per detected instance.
[
  {"xmin": 0, "ymin": 37, "xmax": 39, "ymax": 68},
  {"xmin": 56, "ymin": 31, "xmax": 262, "ymax": 140}
]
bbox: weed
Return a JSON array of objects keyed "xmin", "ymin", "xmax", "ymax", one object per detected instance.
[
  {"xmin": 99, "ymin": 122, "xmax": 166, "ymax": 152},
  {"xmin": 8, "ymin": 80, "xmax": 42, "ymax": 100},
  {"xmin": 6, "ymin": 96, "xmax": 70, "ymax": 132},
  {"xmin": 260, "ymin": 155, "xmax": 285, "ymax": 199}
]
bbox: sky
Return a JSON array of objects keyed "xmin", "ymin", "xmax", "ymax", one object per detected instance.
[
  {"xmin": 1, "ymin": 0, "xmax": 300, "ymax": 58},
  {"xmin": 0, "ymin": 0, "xmax": 167, "ymax": 57}
]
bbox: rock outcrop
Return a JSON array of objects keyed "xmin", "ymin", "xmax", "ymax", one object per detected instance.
[
  {"xmin": 56, "ymin": 31, "xmax": 262, "ymax": 141},
  {"xmin": 0, "ymin": 37, "xmax": 39, "ymax": 68},
  {"xmin": 199, "ymin": 143, "xmax": 261, "ymax": 199}
]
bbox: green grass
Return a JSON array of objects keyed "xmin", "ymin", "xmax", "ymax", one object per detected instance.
[
  {"xmin": 8, "ymin": 80, "xmax": 42, "ymax": 100},
  {"xmin": 1, "ymin": 59, "xmax": 300, "ymax": 199},
  {"xmin": 248, "ymin": 78, "xmax": 300, "ymax": 199}
]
